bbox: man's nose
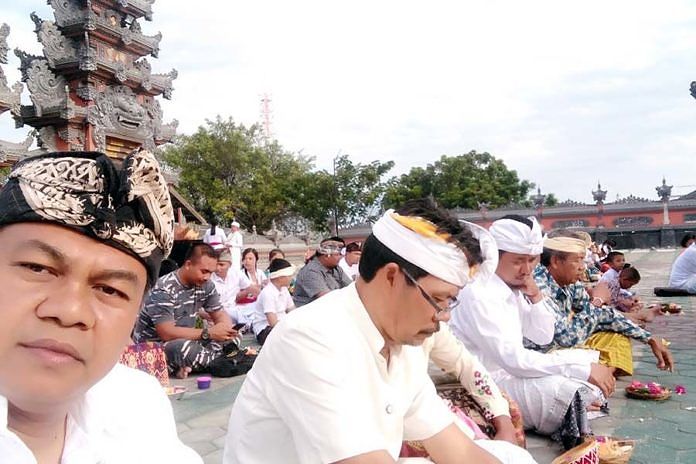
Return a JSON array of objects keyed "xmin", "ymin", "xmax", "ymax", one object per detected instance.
[{"xmin": 35, "ymin": 281, "xmax": 96, "ymax": 330}]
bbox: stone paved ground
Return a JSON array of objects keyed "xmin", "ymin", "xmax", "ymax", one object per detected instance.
[{"xmin": 170, "ymin": 248, "xmax": 695, "ymax": 463}]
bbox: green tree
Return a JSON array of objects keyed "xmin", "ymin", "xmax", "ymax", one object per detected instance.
[
  {"xmin": 162, "ymin": 116, "xmax": 312, "ymax": 231},
  {"xmin": 545, "ymin": 193, "xmax": 559, "ymax": 207},
  {"xmin": 290, "ymin": 155, "xmax": 395, "ymax": 233},
  {"xmin": 384, "ymin": 151, "xmax": 533, "ymax": 209}
]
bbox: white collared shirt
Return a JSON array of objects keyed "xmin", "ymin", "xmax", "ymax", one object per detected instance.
[
  {"xmin": 338, "ymin": 257, "xmax": 359, "ymax": 280},
  {"xmin": 600, "ymin": 267, "xmax": 619, "ymax": 284},
  {"xmin": 0, "ymin": 364, "xmax": 201, "ymax": 464},
  {"xmin": 669, "ymin": 244, "xmax": 696, "ymax": 287},
  {"xmin": 450, "ymin": 273, "xmax": 596, "ymax": 382},
  {"xmin": 223, "ymin": 283, "xmax": 453, "ymax": 464},
  {"xmin": 251, "ymin": 282, "xmax": 294, "ymax": 336},
  {"xmin": 211, "ymin": 270, "xmax": 242, "ymax": 319}
]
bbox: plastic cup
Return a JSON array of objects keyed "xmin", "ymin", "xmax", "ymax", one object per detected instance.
[{"xmin": 197, "ymin": 376, "xmax": 212, "ymax": 390}]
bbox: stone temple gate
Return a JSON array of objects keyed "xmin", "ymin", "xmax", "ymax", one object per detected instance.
[{"xmin": 0, "ymin": 1, "xmax": 204, "ymax": 223}]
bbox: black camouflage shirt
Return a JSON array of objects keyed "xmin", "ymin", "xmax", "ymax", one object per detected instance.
[{"xmin": 133, "ymin": 271, "xmax": 223, "ymax": 342}]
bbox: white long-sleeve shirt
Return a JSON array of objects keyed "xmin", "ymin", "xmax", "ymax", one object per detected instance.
[
  {"xmin": 450, "ymin": 273, "xmax": 597, "ymax": 382},
  {"xmin": 422, "ymin": 324, "xmax": 510, "ymax": 420}
]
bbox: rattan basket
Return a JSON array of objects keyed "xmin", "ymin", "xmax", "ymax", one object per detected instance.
[
  {"xmin": 551, "ymin": 438, "xmax": 599, "ymax": 464},
  {"xmin": 625, "ymin": 386, "xmax": 671, "ymax": 401},
  {"xmin": 597, "ymin": 437, "xmax": 635, "ymax": 464}
]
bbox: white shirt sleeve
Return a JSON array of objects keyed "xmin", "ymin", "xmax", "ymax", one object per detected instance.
[
  {"xmin": 452, "ymin": 293, "xmax": 593, "ymax": 381},
  {"xmin": 259, "ymin": 288, "xmax": 275, "ymax": 315},
  {"xmin": 426, "ymin": 326, "xmax": 510, "ymax": 419},
  {"xmin": 517, "ymin": 295, "xmax": 556, "ymax": 346}
]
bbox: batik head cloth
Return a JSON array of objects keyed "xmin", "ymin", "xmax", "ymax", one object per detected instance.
[
  {"xmin": 0, "ymin": 150, "xmax": 174, "ymax": 285},
  {"xmin": 489, "ymin": 216, "xmax": 543, "ymax": 255},
  {"xmin": 543, "ymin": 236, "xmax": 586, "ymax": 254},
  {"xmin": 372, "ymin": 209, "xmax": 495, "ymax": 287}
]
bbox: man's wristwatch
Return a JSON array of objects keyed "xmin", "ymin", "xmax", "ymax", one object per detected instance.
[
  {"xmin": 591, "ymin": 296, "xmax": 605, "ymax": 307},
  {"xmin": 200, "ymin": 327, "xmax": 210, "ymax": 342}
]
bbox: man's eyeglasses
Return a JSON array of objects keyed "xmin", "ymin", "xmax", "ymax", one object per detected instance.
[{"xmin": 401, "ymin": 268, "xmax": 459, "ymax": 320}]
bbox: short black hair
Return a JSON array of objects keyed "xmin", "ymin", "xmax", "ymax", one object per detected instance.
[
  {"xmin": 158, "ymin": 258, "xmax": 179, "ymax": 277},
  {"xmin": 322, "ymin": 236, "xmax": 345, "ymax": 245},
  {"xmin": 268, "ymin": 248, "xmax": 285, "ymax": 261},
  {"xmin": 498, "ymin": 214, "xmax": 533, "ymax": 229},
  {"xmin": 268, "ymin": 258, "xmax": 292, "ymax": 273},
  {"xmin": 359, "ymin": 197, "xmax": 482, "ymax": 283},
  {"xmin": 184, "ymin": 243, "xmax": 217, "ymax": 263},
  {"xmin": 681, "ymin": 233, "xmax": 696, "ymax": 248},
  {"xmin": 345, "ymin": 241, "xmax": 362, "ymax": 253},
  {"xmin": 606, "ymin": 251, "xmax": 624, "ymax": 263},
  {"xmin": 620, "ymin": 266, "xmax": 641, "ymax": 282}
]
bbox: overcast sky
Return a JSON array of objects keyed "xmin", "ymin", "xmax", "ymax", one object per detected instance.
[{"xmin": 3, "ymin": 1, "xmax": 696, "ymax": 203}]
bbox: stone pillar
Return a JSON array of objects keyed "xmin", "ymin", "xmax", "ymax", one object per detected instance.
[{"xmin": 661, "ymin": 227, "xmax": 676, "ymax": 248}]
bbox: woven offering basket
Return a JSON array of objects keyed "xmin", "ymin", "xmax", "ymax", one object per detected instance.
[
  {"xmin": 596, "ymin": 437, "xmax": 635, "ymax": 464},
  {"xmin": 625, "ymin": 385, "xmax": 672, "ymax": 401},
  {"xmin": 551, "ymin": 437, "xmax": 599, "ymax": 464}
]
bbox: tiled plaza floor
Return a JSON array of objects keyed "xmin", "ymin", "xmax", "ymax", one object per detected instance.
[{"xmin": 171, "ymin": 248, "xmax": 695, "ymax": 463}]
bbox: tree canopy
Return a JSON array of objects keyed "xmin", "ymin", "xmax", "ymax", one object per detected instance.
[
  {"xmin": 162, "ymin": 117, "xmax": 312, "ymax": 232},
  {"xmin": 383, "ymin": 151, "xmax": 534, "ymax": 210},
  {"xmin": 162, "ymin": 117, "xmax": 394, "ymax": 234}
]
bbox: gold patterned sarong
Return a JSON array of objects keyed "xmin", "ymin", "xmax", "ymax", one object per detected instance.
[{"xmin": 583, "ymin": 332, "xmax": 633, "ymax": 376}]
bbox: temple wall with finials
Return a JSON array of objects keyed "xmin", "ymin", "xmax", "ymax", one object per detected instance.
[{"xmin": 339, "ymin": 187, "xmax": 696, "ymax": 249}]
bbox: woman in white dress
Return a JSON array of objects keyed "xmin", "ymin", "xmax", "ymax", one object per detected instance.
[
  {"xmin": 202, "ymin": 220, "xmax": 227, "ymax": 251},
  {"xmin": 235, "ymin": 248, "xmax": 268, "ymax": 324}
]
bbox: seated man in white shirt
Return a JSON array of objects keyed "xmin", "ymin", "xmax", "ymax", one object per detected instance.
[
  {"xmin": 224, "ymin": 198, "xmax": 504, "ymax": 464},
  {"xmin": 211, "ymin": 250, "xmax": 248, "ymax": 326},
  {"xmin": 339, "ymin": 241, "xmax": 362, "ymax": 280},
  {"xmin": 668, "ymin": 234, "xmax": 696, "ymax": 293},
  {"xmin": 251, "ymin": 258, "xmax": 296, "ymax": 345},
  {"xmin": 0, "ymin": 150, "xmax": 200, "ymax": 463},
  {"xmin": 451, "ymin": 215, "xmax": 611, "ymax": 450}
]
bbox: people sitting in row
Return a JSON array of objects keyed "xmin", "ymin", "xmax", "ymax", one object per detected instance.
[
  {"xmin": 224, "ymin": 200, "xmax": 528, "ymax": 463},
  {"xmin": 133, "ymin": 243, "xmax": 239, "ymax": 379},
  {"xmin": 451, "ymin": 216, "xmax": 608, "ymax": 449},
  {"xmin": 527, "ymin": 230, "xmax": 673, "ymax": 378}
]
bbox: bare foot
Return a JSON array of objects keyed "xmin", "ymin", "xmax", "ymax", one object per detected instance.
[{"xmin": 174, "ymin": 366, "xmax": 192, "ymax": 379}]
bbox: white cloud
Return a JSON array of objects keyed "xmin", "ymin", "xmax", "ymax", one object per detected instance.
[{"xmin": 2, "ymin": 0, "xmax": 696, "ymax": 202}]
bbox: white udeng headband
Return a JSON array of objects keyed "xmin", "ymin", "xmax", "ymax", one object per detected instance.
[
  {"xmin": 372, "ymin": 210, "xmax": 476, "ymax": 287},
  {"xmin": 489, "ymin": 217, "xmax": 543, "ymax": 255},
  {"xmin": 269, "ymin": 265, "xmax": 295, "ymax": 279},
  {"xmin": 463, "ymin": 220, "xmax": 498, "ymax": 284}
]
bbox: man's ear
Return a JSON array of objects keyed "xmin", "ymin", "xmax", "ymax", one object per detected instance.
[{"xmin": 381, "ymin": 262, "xmax": 400, "ymax": 289}]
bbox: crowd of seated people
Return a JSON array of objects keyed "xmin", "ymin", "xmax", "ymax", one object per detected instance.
[{"xmin": 3, "ymin": 150, "xmax": 684, "ymax": 464}]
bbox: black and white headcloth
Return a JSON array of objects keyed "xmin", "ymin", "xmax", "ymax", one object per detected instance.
[{"xmin": 0, "ymin": 150, "xmax": 174, "ymax": 285}]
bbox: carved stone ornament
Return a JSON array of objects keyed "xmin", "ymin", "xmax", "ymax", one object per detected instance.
[
  {"xmin": 88, "ymin": 84, "xmax": 155, "ymax": 152},
  {"xmin": 0, "ymin": 24, "xmax": 24, "ymax": 117},
  {"xmin": 16, "ymin": 54, "xmax": 68, "ymax": 118},
  {"xmin": 37, "ymin": 126, "xmax": 60, "ymax": 151},
  {"xmin": 613, "ymin": 216, "xmax": 654, "ymax": 227},
  {"xmin": 49, "ymin": 0, "xmax": 86, "ymax": 28},
  {"xmin": 76, "ymin": 82, "xmax": 98, "ymax": 101},
  {"xmin": 0, "ymin": 23, "xmax": 9, "ymax": 65},
  {"xmin": 31, "ymin": 13, "xmax": 78, "ymax": 68},
  {"xmin": 78, "ymin": 33, "xmax": 98, "ymax": 71}
]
